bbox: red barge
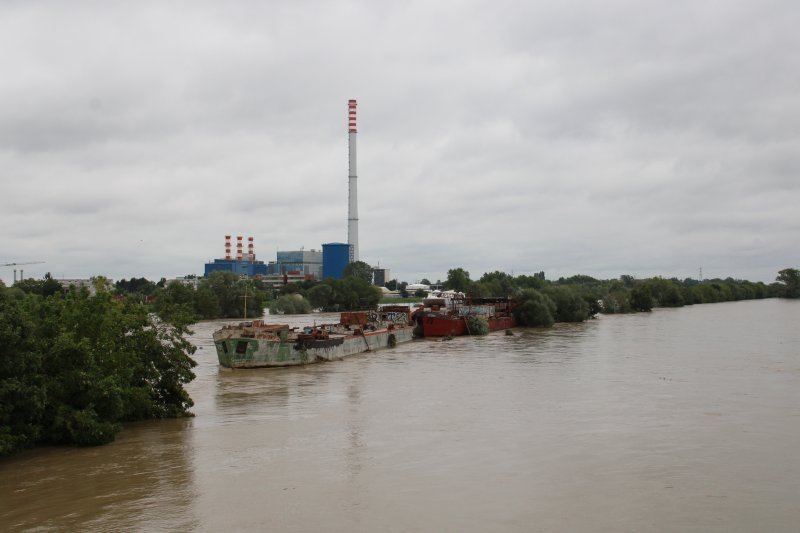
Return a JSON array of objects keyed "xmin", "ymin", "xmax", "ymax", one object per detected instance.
[{"xmin": 412, "ymin": 291, "xmax": 517, "ymax": 337}]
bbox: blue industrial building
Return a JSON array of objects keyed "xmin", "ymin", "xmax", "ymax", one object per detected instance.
[
  {"xmin": 322, "ymin": 243, "xmax": 353, "ymax": 279},
  {"xmin": 204, "ymin": 258, "xmax": 268, "ymax": 278}
]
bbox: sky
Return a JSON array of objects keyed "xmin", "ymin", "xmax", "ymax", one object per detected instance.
[{"xmin": 2, "ymin": 0, "xmax": 799, "ymax": 286}]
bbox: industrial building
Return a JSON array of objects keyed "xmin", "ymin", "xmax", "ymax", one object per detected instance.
[
  {"xmin": 322, "ymin": 243, "xmax": 353, "ymax": 279},
  {"xmin": 372, "ymin": 268, "xmax": 390, "ymax": 287},
  {"xmin": 204, "ymin": 236, "xmax": 268, "ymax": 278},
  {"xmin": 267, "ymin": 249, "xmax": 323, "ymax": 279}
]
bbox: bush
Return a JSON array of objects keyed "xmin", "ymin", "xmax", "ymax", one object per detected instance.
[
  {"xmin": 467, "ymin": 315, "xmax": 489, "ymax": 335},
  {"xmin": 0, "ymin": 287, "xmax": 196, "ymax": 456},
  {"xmin": 514, "ymin": 289, "xmax": 556, "ymax": 327},
  {"xmin": 543, "ymin": 286, "xmax": 590, "ymax": 322},
  {"xmin": 630, "ymin": 286, "xmax": 654, "ymax": 312},
  {"xmin": 270, "ymin": 294, "xmax": 311, "ymax": 314}
]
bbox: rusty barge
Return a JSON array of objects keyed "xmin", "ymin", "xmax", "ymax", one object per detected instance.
[
  {"xmin": 213, "ymin": 307, "xmax": 414, "ymax": 368},
  {"xmin": 412, "ymin": 291, "xmax": 517, "ymax": 337}
]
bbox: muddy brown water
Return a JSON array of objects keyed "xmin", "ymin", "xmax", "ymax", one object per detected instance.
[{"xmin": 2, "ymin": 299, "xmax": 799, "ymax": 532}]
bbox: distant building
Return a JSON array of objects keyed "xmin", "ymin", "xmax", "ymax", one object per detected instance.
[
  {"xmin": 260, "ymin": 272, "xmax": 310, "ymax": 287},
  {"xmin": 204, "ymin": 258, "xmax": 268, "ymax": 278},
  {"xmin": 322, "ymin": 243, "xmax": 353, "ymax": 279},
  {"xmin": 268, "ymin": 249, "xmax": 323, "ymax": 279},
  {"xmin": 406, "ymin": 283, "xmax": 430, "ymax": 294},
  {"xmin": 205, "ymin": 235, "xmax": 269, "ymax": 278},
  {"xmin": 163, "ymin": 276, "xmax": 203, "ymax": 289},
  {"xmin": 57, "ymin": 278, "xmax": 99, "ymax": 296},
  {"xmin": 373, "ymin": 268, "xmax": 390, "ymax": 287}
]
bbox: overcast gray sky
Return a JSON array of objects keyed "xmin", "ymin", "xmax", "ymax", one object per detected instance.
[{"xmin": 2, "ymin": 0, "xmax": 799, "ymax": 286}]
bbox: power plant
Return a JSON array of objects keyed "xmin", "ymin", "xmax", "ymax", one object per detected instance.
[
  {"xmin": 203, "ymin": 100, "xmax": 380, "ymax": 283},
  {"xmin": 204, "ymin": 236, "xmax": 268, "ymax": 277}
]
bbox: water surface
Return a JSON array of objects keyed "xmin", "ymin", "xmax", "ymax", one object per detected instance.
[{"xmin": 2, "ymin": 299, "xmax": 799, "ymax": 531}]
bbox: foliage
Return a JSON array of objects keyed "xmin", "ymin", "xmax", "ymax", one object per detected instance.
[
  {"xmin": 269, "ymin": 294, "xmax": 312, "ymax": 315},
  {"xmin": 342, "ymin": 261, "xmax": 374, "ymax": 284},
  {"xmin": 398, "ymin": 281, "xmax": 409, "ymax": 298},
  {"xmin": 153, "ymin": 281, "xmax": 197, "ymax": 325},
  {"xmin": 13, "ymin": 275, "xmax": 64, "ymax": 297},
  {"xmin": 306, "ymin": 284, "xmax": 334, "ymax": 309},
  {"xmin": 115, "ymin": 277, "xmax": 157, "ymax": 296},
  {"xmin": 629, "ymin": 285, "xmax": 654, "ymax": 312},
  {"xmin": 151, "ymin": 272, "xmax": 268, "ymax": 322},
  {"xmin": 466, "ymin": 315, "xmax": 489, "ymax": 335},
  {"xmin": 514, "ymin": 289, "xmax": 556, "ymax": 327},
  {"xmin": 601, "ymin": 289, "xmax": 631, "ymax": 313},
  {"xmin": 0, "ymin": 286, "xmax": 196, "ymax": 456},
  {"xmin": 542, "ymin": 286, "xmax": 591, "ymax": 322},
  {"xmin": 434, "ymin": 268, "xmax": 777, "ymax": 324},
  {"xmin": 444, "ymin": 268, "xmax": 472, "ymax": 293},
  {"xmin": 294, "ymin": 278, "xmax": 381, "ymax": 311},
  {"xmin": 199, "ymin": 272, "xmax": 266, "ymax": 319},
  {"xmin": 478, "ymin": 271, "xmax": 517, "ymax": 297},
  {"xmin": 776, "ymin": 268, "xmax": 800, "ymax": 298}
]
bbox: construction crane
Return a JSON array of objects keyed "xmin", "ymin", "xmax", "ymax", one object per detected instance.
[{"xmin": 1, "ymin": 261, "xmax": 46, "ymax": 283}]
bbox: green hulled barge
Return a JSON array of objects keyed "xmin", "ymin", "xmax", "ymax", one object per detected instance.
[{"xmin": 213, "ymin": 307, "xmax": 414, "ymax": 368}]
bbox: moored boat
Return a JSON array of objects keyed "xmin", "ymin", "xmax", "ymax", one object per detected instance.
[
  {"xmin": 413, "ymin": 292, "xmax": 517, "ymax": 337},
  {"xmin": 213, "ymin": 307, "xmax": 414, "ymax": 368}
]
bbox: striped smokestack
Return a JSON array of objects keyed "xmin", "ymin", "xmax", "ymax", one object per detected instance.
[{"xmin": 347, "ymin": 99, "xmax": 359, "ymax": 262}]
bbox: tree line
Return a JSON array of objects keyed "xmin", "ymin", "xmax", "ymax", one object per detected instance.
[
  {"xmin": 121, "ymin": 265, "xmax": 800, "ymax": 324},
  {"xmin": 440, "ymin": 267, "xmax": 796, "ymax": 327}
]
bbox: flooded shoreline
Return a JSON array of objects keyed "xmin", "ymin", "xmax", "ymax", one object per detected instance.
[{"xmin": 2, "ymin": 299, "xmax": 799, "ymax": 532}]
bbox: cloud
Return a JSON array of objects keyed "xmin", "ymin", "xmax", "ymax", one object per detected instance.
[{"xmin": 1, "ymin": 0, "xmax": 799, "ymax": 285}]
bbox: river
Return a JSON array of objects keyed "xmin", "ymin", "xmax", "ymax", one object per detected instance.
[{"xmin": 1, "ymin": 298, "xmax": 799, "ymax": 532}]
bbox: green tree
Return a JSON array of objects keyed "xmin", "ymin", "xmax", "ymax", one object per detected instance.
[
  {"xmin": 13, "ymin": 275, "xmax": 63, "ymax": 297},
  {"xmin": 0, "ymin": 287, "xmax": 196, "ymax": 456},
  {"xmin": 270, "ymin": 294, "xmax": 311, "ymax": 314},
  {"xmin": 478, "ymin": 271, "xmax": 516, "ymax": 297},
  {"xmin": 776, "ymin": 268, "xmax": 800, "ymax": 298},
  {"xmin": 542, "ymin": 286, "xmax": 590, "ymax": 322},
  {"xmin": 338, "ymin": 278, "xmax": 381, "ymax": 310},
  {"xmin": 630, "ymin": 285, "xmax": 654, "ymax": 312},
  {"xmin": 307, "ymin": 283, "xmax": 334, "ymax": 309},
  {"xmin": 115, "ymin": 277, "xmax": 157, "ymax": 296},
  {"xmin": 154, "ymin": 281, "xmax": 197, "ymax": 324},
  {"xmin": 514, "ymin": 289, "xmax": 556, "ymax": 327},
  {"xmin": 198, "ymin": 272, "xmax": 266, "ymax": 319},
  {"xmin": 343, "ymin": 261, "xmax": 373, "ymax": 284},
  {"xmin": 398, "ymin": 281, "xmax": 409, "ymax": 299},
  {"xmin": 602, "ymin": 289, "xmax": 631, "ymax": 313},
  {"xmin": 444, "ymin": 268, "xmax": 471, "ymax": 293},
  {"xmin": 193, "ymin": 286, "xmax": 221, "ymax": 319}
]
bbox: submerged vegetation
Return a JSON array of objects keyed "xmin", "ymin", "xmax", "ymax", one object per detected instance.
[
  {"xmin": 0, "ymin": 282, "xmax": 196, "ymax": 457},
  {"xmin": 438, "ymin": 267, "xmax": 791, "ymax": 327}
]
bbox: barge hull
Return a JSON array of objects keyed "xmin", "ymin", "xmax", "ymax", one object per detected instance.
[
  {"xmin": 421, "ymin": 315, "xmax": 516, "ymax": 337},
  {"xmin": 215, "ymin": 327, "xmax": 414, "ymax": 368}
]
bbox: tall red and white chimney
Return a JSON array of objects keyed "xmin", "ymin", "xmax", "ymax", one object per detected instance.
[{"xmin": 348, "ymin": 99, "xmax": 359, "ymax": 262}]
